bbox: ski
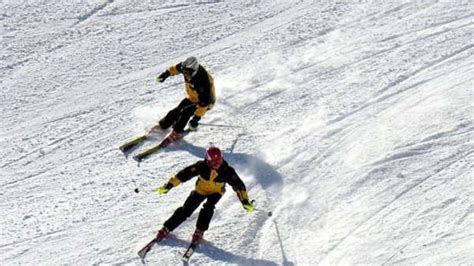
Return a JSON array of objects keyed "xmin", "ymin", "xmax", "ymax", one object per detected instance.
[
  {"xmin": 182, "ymin": 243, "xmax": 197, "ymax": 263},
  {"xmin": 119, "ymin": 135, "xmax": 148, "ymax": 154},
  {"xmin": 132, "ymin": 136, "xmax": 171, "ymax": 162},
  {"xmin": 132, "ymin": 130, "xmax": 192, "ymax": 162},
  {"xmin": 119, "ymin": 126, "xmax": 168, "ymax": 155},
  {"xmin": 137, "ymin": 238, "xmax": 158, "ymax": 263}
]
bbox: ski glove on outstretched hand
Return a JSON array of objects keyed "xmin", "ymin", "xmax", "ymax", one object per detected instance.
[
  {"xmin": 157, "ymin": 71, "xmax": 170, "ymax": 83},
  {"xmin": 241, "ymin": 200, "xmax": 255, "ymax": 213},
  {"xmin": 156, "ymin": 183, "xmax": 173, "ymax": 196}
]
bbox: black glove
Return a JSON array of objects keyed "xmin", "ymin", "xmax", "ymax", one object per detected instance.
[
  {"xmin": 157, "ymin": 71, "xmax": 170, "ymax": 83},
  {"xmin": 188, "ymin": 116, "xmax": 201, "ymax": 130}
]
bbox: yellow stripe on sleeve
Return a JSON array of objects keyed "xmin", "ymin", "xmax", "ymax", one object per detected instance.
[
  {"xmin": 168, "ymin": 176, "xmax": 181, "ymax": 187},
  {"xmin": 237, "ymin": 190, "xmax": 249, "ymax": 201},
  {"xmin": 168, "ymin": 65, "xmax": 180, "ymax": 76}
]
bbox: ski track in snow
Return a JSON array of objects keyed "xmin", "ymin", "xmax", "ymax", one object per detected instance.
[{"xmin": 1, "ymin": 1, "xmax": 473, "ymax": 265}]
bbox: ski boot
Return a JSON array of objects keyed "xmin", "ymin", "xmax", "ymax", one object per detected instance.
[
  {"xmin": 156, "ymin": 227, "xmax": 170, "ymax": 241},
  {"xmin": 167, "ymin": 130, "xmax": 181, "ymax": 141},
  {"xmin": 149, "ymin": 124, "xmax": 165, "ymax": 134},
  {"xmin": 191, "ymin": 229, "xmax": 204, "ymax": 245},
  {"xmin": 159, "ymin": 130, "xmax": 181, "ymax": 147}
]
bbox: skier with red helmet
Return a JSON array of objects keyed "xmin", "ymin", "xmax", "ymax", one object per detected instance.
[
  {"xmin": 153, "ymin": 146, "xmax": 254, "ymax": 245},
  {"xmin": 153, "ymin": 56, "xmax": 216, "ymax": 142}
]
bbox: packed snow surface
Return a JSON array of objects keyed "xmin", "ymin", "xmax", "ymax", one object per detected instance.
[{"xmin": 1, "ymin": 1, "xmax": 473, "ymax": 265}]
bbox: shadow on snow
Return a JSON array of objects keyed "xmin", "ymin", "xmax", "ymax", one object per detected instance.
[
  {"xmin": 166, "ymin": 140, "xmax": 283, "ymax": 191},
  {"xmin": 161, "ymin": 237, "xmax": 278, "ymax": 265}
]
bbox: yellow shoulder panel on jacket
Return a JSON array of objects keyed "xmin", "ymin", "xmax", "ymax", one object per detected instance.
[{"xmin": 168, "ymin": 65, "xmax": 180, "ymax": 76}]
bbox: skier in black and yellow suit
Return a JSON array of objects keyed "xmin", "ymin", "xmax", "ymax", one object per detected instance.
[
  {"xmin": 154, "ymin": 146, "xmax": 255, "ymax": 244},
  {"xmin": 155, "ymin": 56, "xmax": 216, "ymax": 141}
]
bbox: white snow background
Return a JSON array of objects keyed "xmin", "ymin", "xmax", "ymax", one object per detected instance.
[{"xmin": 1, "ymin": 0, "xmax": 473, "ymax": 265}]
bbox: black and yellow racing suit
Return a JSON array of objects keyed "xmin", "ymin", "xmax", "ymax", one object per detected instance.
[
  {"xmin": 159, "ymin": 63, "xmax": 216, "ymax": 132},
  {"xmin": 167, "ymin": 63, "xmax": 216, "ymax": 118},
  {"xmin": 162, "ymin": 160, "xmax": 250, "ymax": 232}
]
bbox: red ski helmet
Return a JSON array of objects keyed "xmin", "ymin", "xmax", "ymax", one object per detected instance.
[{"xmin": 205, "ymin": 146, "xmax": 223, "ymax": 169}]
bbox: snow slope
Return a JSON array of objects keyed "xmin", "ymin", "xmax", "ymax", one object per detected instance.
[{"xmin": 1, "ymin": 1, "xmax": 473, "ymax": 265}]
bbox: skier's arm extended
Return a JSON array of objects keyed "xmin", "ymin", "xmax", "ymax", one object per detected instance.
[
  {"xmin": 167, "ymin": 63, "xmax": 183, "ymax": 76},
  {"xmin": 156, "ymin": 63, "xmax": 185, "ymax": 82},
  {"xmin": 156, "ymin": 63, "xmax": 183, "ymax": 82},
  {"xmin": 227, "ymin": 167, "xmax": 253, "ymax": 209},
  {"xmin": 157, "ymin": 162, "xmax": 201, "ymax": 195}
]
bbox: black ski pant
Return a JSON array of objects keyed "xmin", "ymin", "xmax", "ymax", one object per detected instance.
[
  {"xmin": 163, "ymin": 191, "xmax": 222, "ymax": 232},
  {"xmin": 159, "ymin": 98, "xmax": 196, "ymax": 133}
]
